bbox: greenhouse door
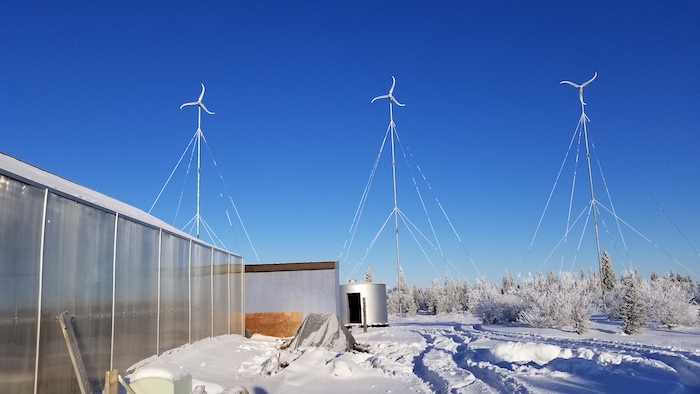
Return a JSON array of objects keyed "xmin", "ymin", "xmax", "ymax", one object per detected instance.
[{"xmin": 347, "ymin": 293, "xmax": 362, "ymax": 324}]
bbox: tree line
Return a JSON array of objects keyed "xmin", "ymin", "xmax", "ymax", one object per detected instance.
[{"xmin": 376, "ymin": 253, "xmax": 699, "ymax": 335}]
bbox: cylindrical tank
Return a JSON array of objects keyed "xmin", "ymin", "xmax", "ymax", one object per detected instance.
[{"xmin": 339, "ymin": 281, "xmax": 389, "ymax": 326}]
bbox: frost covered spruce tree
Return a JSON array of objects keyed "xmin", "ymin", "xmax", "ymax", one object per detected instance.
[
  {"xmin": 600, "ymin": 251, "xmax": 618, "ymax": 316},
  {"xmin": 421, "ymin": 275, "xmax": 466, "ymax": 315},
  {"xmin": 443, "ymin": 275, "xmax": 463, "ymax": 314},
  {"xmin": 619, "ymin": 271, "xmax": 645, "ymax": 334},
  {"xmin": 650, "ymin": 270, "xmax": 659, "ymax": 282},
  {"xmin": 502, "ymin": 271, "xmax": 516, "ymax": 294},
  {"xmin": 364, "ymin": 266, "xmax": 374, "ymax": 283},
  {"xmin": 412, "ymin": 284, "xmax": 426, "ymax": 311},
  {"xmin": 600, "ymin": 251, "xmax": 616, "ymax": 293},
  {"xmin": 387, "ymin": 267, "xmax": 417, "ymax": 317},
  {"xmin": 458, "ymin": 280, "xmax": 471, "ymax": 312},
  {"xmin": 425, "ymin": 279, "xmax": 443, "ymax": 315}
]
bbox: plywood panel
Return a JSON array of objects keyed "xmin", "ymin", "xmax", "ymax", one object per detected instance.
[{"xmin": 245, "ymin": 311, "xmax": 302, "ymax": 338}]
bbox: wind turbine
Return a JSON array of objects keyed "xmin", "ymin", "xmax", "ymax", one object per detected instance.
[
  {"xmin": 372, "ymin": 76, "xmax": 406, "ymax": 315},
  {"xmin": 561, "ymin": 73, "xmax": 603, "ymax": 286},
  {"xmin": 180, "ymin": 83, "xmax": 215, "ymax": 239},
  {"xmin": 372, "ymin": 76, "xmax": 405, "ymax": 126},
  {"xmin": 561, "ymin": 72, "xmax": 597, "ymax": 122}
]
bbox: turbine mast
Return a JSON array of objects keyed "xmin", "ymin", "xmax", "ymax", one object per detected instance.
[
  {"xmin": 372, "ymin": 76, "xmax": 406, "ymax": 316},
  {"xmin": 180, "ymin": 83, "xmax": 215, "ymax": 239},
  {"xmin": 561, "ymin": 73, "xmax": 602, "ymax": 287}
]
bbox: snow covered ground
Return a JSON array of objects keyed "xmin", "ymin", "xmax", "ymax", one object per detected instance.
[{"xmin": 128, "ymin": 313, "xmax": 700, "ymax": 393}]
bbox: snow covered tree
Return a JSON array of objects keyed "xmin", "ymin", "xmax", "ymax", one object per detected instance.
[
  {"xmin": 642, "ymin": 275, "xmax": 697, "ymax": 328},
  {"xmin": 546, "ymin": 270, "xmax": 555, "ymax": 284},
  {"xmin": 442, "ymin": 275, "xmax": 463, "ymax": 314},
  {"xmin": 472, "ymin": 278, "xmax": 501, "ymax": 323},
  {"xmin": 650, "ymin": 270, "xmax": 659, "ymax": 281},
  {"xmin": 519, "ymin": 272, "xmax": 558, "ymax": 328},
  {"xmin": 473, "ymin": 277, "xmax": 525, "ymax": 324},
  {"xmin": 458, "ymin": 280, "xmax": 471, "ymax": 312},
  {"xmin": 667, "ymin": 270, "xmax": 692, "ymax": 284},
  {"xmin": 412, "ymin": 284, "xmax": 426, "ymax": 312},
  {"xmin": 364, "ymin": 266, "xmax": 374, "ymax": 283},
  {"xmin": 570, "ymin": 274, "xmax": 595, "ymax": 334},
  {"xmin": 620, "ymin": 271, "xmax": 644, "ymax": 334},
  {"xmin": 519, "ymin": 272, "xmax": 593, "ymax": 332},
  {"xmin": 386, "ymin": 268, "xmax": 417, "ymax": 317},
  {"xmin": 586, "ymin": 268, "xmax": 604, "ymax": 310},
  {"xmin": 600, "ymin": 251, "xmax": 616, "ymax": 293},
  {"xmin": 502, "ymin": 271, "xmax": 516, "ymax": 294},
  {"xmin": 425, "ymin": 279, "xmax": 442, "ymax": 315}
]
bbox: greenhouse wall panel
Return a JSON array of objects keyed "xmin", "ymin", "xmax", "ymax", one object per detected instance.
[
  {"xmin": 38, "ymin": 192, "xmax": 115, "ymax": 393},
  {"xmin": 190, "ymin": 243, "xmax": 212, "ymax": 342},
  {"xmin": 112, "ymin": 217, "xmax": 160, "ymax": 373},
  {"xmin": 213, "ymin": 249, "xmax": 230, "ymax": 336},
  {"xmin": 158, "ymin": 233, "xmax": 190, "ymax": 354},
  {"xmin": 0, "ymin": 153, "xmax": 245, "ymax": 393},
  {"xmin": 0, "ymin": 176, "xmax": 44, "ymax": 392}
]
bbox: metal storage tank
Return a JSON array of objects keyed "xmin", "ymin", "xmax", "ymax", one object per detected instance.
[{"xmin": 339, "ymin": 281, "xmax": 388, "ymax": 326}]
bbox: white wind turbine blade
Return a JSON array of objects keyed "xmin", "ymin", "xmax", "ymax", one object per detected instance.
[
  {"xmin": 180, "ymin": 83, "xmax": 215, "ymax": 113},
  {"xmin": 580, "ymin": 72, "xmax": 598, "ymax": 88},
  {"xmin": 560, "ymin": 80, "xmax": 581, "ymax": 88},
  {"xmin": 391, "ymin": 97, "xmax": 405, "ymax": 107},
  {"xmin": 200, "ymin": 103, "xmax": 215, "ymax": 115},
  {"xmin": 372, "ymin": 76, "xmax": 405, "ymax": 106},
  {"xmin": 180, "ymin": 101, "xmax": 199, "ymax": 109},
  {"xmin": 561, "ymin": 73, "xmax": 597, "ymax": 106},
  {"xmin": 197, "ymin": 83, "xmax": 206, "ymax": 102}
]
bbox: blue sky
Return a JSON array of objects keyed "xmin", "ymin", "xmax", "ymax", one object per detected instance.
[{"xmin": 2, "ymin": 1, "xmax": 699, "ymax": 286}]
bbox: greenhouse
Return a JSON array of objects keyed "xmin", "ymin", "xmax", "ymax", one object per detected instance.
[{"xmin": 0, "ymin": 152, "xmax": 245, "ymax": 393}]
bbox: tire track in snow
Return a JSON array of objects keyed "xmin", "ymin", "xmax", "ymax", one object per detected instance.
[
  {"xmin": 399, "ymin": 322, "xmax": 700, "ymax": 393},
  {"xmin": 384, "ymin": 320, "xmax": 699, "ymax": 393},
  {"xmin": 466, "ymin": 324, "xmax": 700, "ymax": 391},
  {"xmin": 408, "ymin": 326, "xmax": 531, "ymax": 394},
  {"xmin": 412, "ymin": 330, "xmax": 493, "ymax": 393},
  {"xmin": 469, "ymin": 323, "xmax": 700, "ymax": 363}
]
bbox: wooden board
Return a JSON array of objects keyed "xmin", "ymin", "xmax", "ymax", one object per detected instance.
[
  {"xmin": 104, "ymin": 370, "xmax": 118, "ymax": 394},
  {"xmin": 58, "ymin": 311, "xmax": 90, "ymax": 394},
  {"xmin": 245, "ymin": 311, "xmax": 302, "ymax": 338}
]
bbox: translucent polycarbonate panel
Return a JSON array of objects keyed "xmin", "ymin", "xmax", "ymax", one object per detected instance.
[
  {"xmin": 37, "ymin": 193, "xmax": 115, "ymax": 393},
  {"xmin": 159, "ymin": 233, "xmax": 189, "ymax": 353},
  {"xmin": 212, "ymin": 249, "xmax": 229, "ymax": 336},
  {"xmin": 112, "ymin": 218, "xmax": 159, "ymax": 372},
  {"xmin": 0, "ymin": 176, "xmax": 44, "ymax": 392},
  {"xmin": 190, "ymin": 243, "xmax": 212, "ymax": 342},
  {"xmin": 229, "ymin": 254, "xmax": 245, "ymax": 335}
]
